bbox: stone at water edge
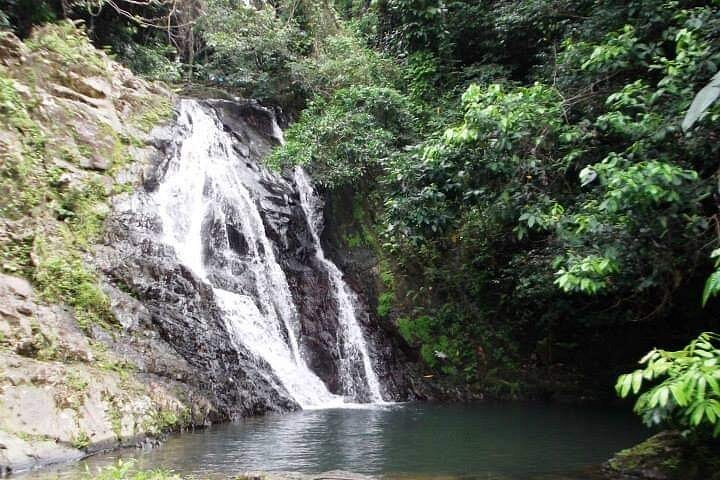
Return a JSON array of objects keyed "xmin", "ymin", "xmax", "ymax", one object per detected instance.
[
  {"xmin": 603, "ymin": 430, "xmax": 720, "ymax": 480},
  {"xmin": 0, "ymin": 431, "xmax": 85, "ymax": 478}
]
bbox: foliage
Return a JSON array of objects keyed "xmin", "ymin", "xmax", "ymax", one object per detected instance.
[
  {"xmin": 363, "ymin": 0, "xmax": 720, "ymax": 387},
  {"xmin": 119, "ymin": 41, "xmax": 182, "ymax": 82},
  {"xmin": 196, "ymin": 0, "xmax": 400, "ymax": 106},
  {"xmin": 0, "ymin": 0, "xmax": 56, "ymax": 37},
  {"xmin": 34, "ymin": 248, "xmax": 114, "ymax": 331},
  {"xmin": 26, "ymin": 21, "xmax": 105, "ymax": 73},
  {"xmin": 85, "ymin": 460, "xmax": 181, "ymax": 480},
  {"xmin": 268, "ymin": 85, "xmax": 416, "ymax": 188},
  {"xmin": 291, "ymin": 30, "xmax": 399, "ymax": 97},
  {"xmin": 617, "ymin": 333, "xmax": 720, "ymax": 437},
  {"xmin": 385, "ymin": 80, "xmax": 572, "ymax": 244},
  {"xmin": 198, "ymin": 0, "xmax": 305, "ymax": 102}
]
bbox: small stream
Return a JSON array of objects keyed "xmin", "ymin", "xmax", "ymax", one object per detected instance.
[{"xmin": 19, "ymin": 403, "xmax": 647, "ymax": 480}]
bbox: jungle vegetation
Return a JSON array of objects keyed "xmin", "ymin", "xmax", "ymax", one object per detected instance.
[{"xmin": 3, "ymin": 0, "xmax": 720, "ymax": 438}]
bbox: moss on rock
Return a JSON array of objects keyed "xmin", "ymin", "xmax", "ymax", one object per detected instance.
[
  {"xmin": 0, "ymin": 22, "xmax": 172, "ymax": 332},
  {"xmin": 604, "ymin": 431, "xmax": 720, "ymax": 480}
]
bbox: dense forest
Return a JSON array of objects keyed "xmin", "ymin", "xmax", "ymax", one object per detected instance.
[{"xmin": 3, "ymin": 0, "xmax": 720, "ymax": 465}]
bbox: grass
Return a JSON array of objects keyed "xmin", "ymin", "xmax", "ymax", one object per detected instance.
[
  {"xmin": 142, "ymin": 407, "xmax": 191, "ymax": 437},
  {"xmin": 132, "ymin": 97, "xmax": 173, "ymax": 133},
  {"xmin": 108, "ymin": 403, "xmax": 123, "ymax": 441},
  {"xmin": 71, "ymin": 430, "xmax": 90, "ymax": 450},
  {"xmin": 25, "ymin": 22, "xmax": 106, "ymax": 74},
  {"xmin": 33, "ymin": 248, "xmax": 115, "ymax": 332},
  {"xmin": 87, "ymin": 460, "xmax": 182, "ymax": 480}
]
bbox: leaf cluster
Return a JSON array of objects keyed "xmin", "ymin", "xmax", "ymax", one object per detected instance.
[{"xmin": 617, "ymin": 333, "xmax": 720, "ymax": 437}]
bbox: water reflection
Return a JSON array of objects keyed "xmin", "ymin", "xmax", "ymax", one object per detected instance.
[{"xmin": 18, "ymin": 403, "xmax": 648, "ymax": 480}]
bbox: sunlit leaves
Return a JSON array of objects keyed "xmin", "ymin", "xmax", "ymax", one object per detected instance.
[
  {"xmin": 702, "ymin": 249, "xmax": 720, "ymax": 307},
  {"xmin": 593, "ymin": 158, "xmax": 698, "ymax": 213},
  {"xmin": 580, "ymin": 25, "xmax": 643, "ymax": 73},
  {"xmin": 554, "ymin": 254, "xmax": 619, "ymax": 294},
  {"xmin": 683, "ymin": 70, "xmax": 720, "ymax": 131},
  {"xmin": 446, "ymin": 82, "xmax": 566, "ymax": 153},
  {"xmin": 617, "ymin": 332, "xmax": 720, "ymax": 436},
  {"xmin": 268, "ymin": 86, "xmax": 415, "ymax": 189}
]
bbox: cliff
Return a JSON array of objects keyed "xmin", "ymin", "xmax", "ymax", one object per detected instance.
[{"xmin": 0, "ymin": 22, "xmax": 210, "ymax": 475}]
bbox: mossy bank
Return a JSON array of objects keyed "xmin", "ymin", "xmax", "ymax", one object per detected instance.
[{"xmin": 0, "ymin": 23, "xmax": 212, "ymax": 476}]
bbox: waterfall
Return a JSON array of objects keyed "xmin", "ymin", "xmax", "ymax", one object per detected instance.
[
  {"xmin": 151, "ymin": 99, "xmax": 385, "ymax": 408},
  {"xmin": 294, "ymin": 167, "xmax": 385, "ymax": 403}
]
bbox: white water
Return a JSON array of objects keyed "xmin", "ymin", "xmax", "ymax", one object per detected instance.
[
  {"xmin": 294, "ymin": 167, "xmax": 385, "ymax": 402},
  {"xmin": 154, "ymin": 99, "xmax": 356, "ymax": 408}
]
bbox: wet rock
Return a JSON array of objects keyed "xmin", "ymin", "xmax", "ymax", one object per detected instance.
[
  {"xmin": 300, "ymin": 187, "xmax": 419, "ymax": 400},
  {"xmin": 0, "ymin": 431, "xmax": 84, "ymax": 476},
  {"xmin": 604, "ymin": 431, "xmax": 720, "ymax": 480},
  {"xmin": 96, "ymin": 101, "xmax": 301, "ymax": 419}
]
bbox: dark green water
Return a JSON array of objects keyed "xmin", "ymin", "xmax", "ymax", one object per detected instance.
[{"xmin": 20, "ymin": 403, "xmax": 648, "ymax": 480}]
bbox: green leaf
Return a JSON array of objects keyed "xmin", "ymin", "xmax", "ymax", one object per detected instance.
[
  {"xmin": 691, "ymin": 403, "xmax": 705, "ymax": 426},
  {"xmin": 632, "ymin": 370, "xmax": 643, "ymax": 394},
  {"xmin": 639, "ymin": 350, "xmax": 658, "ymax": 364},
  {"xmin": 619, "ymin": 374, "xmax": 633, "ymax": 397},
  {"xmin": 670, "ymin": 383, "xmax": 688, "ymax": 406},
  {"xmin": 702, "ymin": 270, "xmax": 720, "ymax": 306},
  {"xmin": 708, "ymin": 375, "xmax": 720, "ymax": 395},
  {"xmin": 682, "ymin": 71, "xmax": 720, "ymax": 132},
  {"xmin": 707, "ymin": 404, "xmax": 717, "ymax": 424}
]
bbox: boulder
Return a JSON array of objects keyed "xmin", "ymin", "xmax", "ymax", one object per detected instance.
[{"xmin": 604, "ymin": 431, "xmax": 720, "ymax": 480}]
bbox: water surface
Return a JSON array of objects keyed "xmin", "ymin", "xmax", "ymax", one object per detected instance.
[{"xmin": 20, "ymin": 403, "xmax": 647, "ymax": 480}]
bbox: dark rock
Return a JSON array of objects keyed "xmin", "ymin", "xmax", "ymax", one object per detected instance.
[
  {"xmin": 318, "ymin": 187, "xmax": 424, "ymax": 400},
  {"xmin": 95, "ymin": 96, "xmax": 418, "ymax": 430},
  {"xmin": 604, "ymin": 431, "xmax": 720, "ymax": 480}
]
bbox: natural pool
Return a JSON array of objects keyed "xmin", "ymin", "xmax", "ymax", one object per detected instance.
[{"xmin": 19, "ymin": 403, "xmax": 648, "ymax": 480}]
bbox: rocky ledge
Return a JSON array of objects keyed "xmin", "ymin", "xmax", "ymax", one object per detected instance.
[
  {"xmin": 604, "ymin": 431, "xmax": 720, "ymax": 480},
  {"xmin": 0, "ymin": 24, "xmax": 209, "ymax": 476},
  {"xmin": 0, "ymin": 273, "xmax": 216, "ymax": 476}
]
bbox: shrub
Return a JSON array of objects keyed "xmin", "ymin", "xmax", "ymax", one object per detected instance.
[
  {"xmin": 85, "ymin": 460, "xmax": 181, "ymax": 480},
  {"xmin": 268, "ymin": 85, "xmax": 416, "ymax": 188},
  {"xmin": 617, "ymin": 332, "xmax": 720, "ymax": 437}
]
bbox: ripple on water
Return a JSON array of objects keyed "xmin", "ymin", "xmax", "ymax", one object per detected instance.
[{"xmin": 16, "ymin": 403, "xmax": 648, "ymax": 480}]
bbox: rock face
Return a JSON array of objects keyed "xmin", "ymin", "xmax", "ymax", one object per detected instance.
[
  {"xmin": 96, "ymin": 133, "xmax": 300, "ymax": 418},
  {"xmin": 604, "ymin": 431, "xmax": 720, "ymax": 480},
  {"xmin": 0, "ymin": 273, "xmax": 215, "ymax": 475},
  {"xmin": 0, "ymin": 24, "xmax": 207, "ymax": 476},
  {"xmin": 98, "ymin": 98, "xmax": 417, "ymax": 406},
  {"xmin": 0, "ymin": 22, "xmax": 418, "ymax": 476}
]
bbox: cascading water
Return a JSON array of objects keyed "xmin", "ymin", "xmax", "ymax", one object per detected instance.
[
  {"xmin": 294, "ymin": 167, "xmax": 384, "ymax": 403},
  {"xmin": 152, "ymin": 99, "xmax": 384, "ymax": 408}
]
